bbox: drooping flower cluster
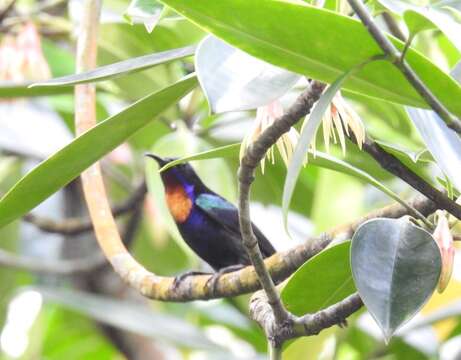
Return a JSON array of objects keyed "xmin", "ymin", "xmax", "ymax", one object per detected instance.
[
  {"xmin": 240, "ymin": 90, "xmax": 366, "ymax": 171},
  {"xmin": 240, "ymin": 100, "xmax": 299, "ymax": 173},
  {"xmin": 314, "ymin": 92, "xmax": 365, "ymax": 155}
]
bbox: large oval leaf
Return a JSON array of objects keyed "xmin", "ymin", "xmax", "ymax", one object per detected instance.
[
  {"xmin": 196, "ymin": 35, "xmax": 301, "ymax": 113},
  {"xmin": 159, "ymin": 0, "xmax": 461, "ymax": 115},
  {"xmin": 351, "ymin": 217, "xmax": 441, "ymax": 341},
  {"xmin": 281, "ymin": 241, "xmax": 355, "ymax": 316},
  {"xmin": 0, "ymin": 75, "xmax": 197, "ymax": 228}
]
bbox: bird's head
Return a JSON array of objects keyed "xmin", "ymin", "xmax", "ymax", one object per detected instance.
[{"xmin": 145, "ymin": 153, "xmax": 204, "ymax": 191}]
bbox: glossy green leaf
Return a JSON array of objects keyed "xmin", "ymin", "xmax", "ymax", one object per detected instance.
[
  {"xmin": 281, "ymin": 241, "xmax": 355, "ymax": 316},
  {"xmin": 158, "ymin": 0, "xmax": 461, "ymax": 115},
  {"xmin": 351, "ymin": 217, "xmax": 441, "ymax": 341},
  {"xmin": 32, "ymin": 45, "xmax": 195, "ymax": 88},
  {"xmin": 0, "ymin": 75, "xmax": 197, "ymax": 228}
]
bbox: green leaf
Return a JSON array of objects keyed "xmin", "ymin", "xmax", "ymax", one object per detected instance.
[
  {"xmin": 351, "ymin": 217, "xmax": 441, "ymax": 342},
  {"xmin": 0, "ymin": 75, "xmax": 197, "ymax": 228},
  {"xmin": 0, "ymin": 81, "xmax": 73, "ymax": 98},
  {"xmin": 32, "ymin": 45, "xmax": 195, "ymax": 88},
  {"xmin": 159, "ymin": 143, "xmax": 240, "ymax": 171},
  {"xmin": 158, "ymin": 0, "xmax": 461, "ymax": 115},
  {"xmin": 281, "ymin": 241, "xmax": 355, "ymax": 316}
]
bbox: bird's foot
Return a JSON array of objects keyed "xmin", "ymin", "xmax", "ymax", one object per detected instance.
[
  {"xmin": 173, "ymin": 270, "xmax": 212, "ymax": 290},
  {"xmin": 205, "ymin": 264, "xmax": 246, "ymax": 294}
]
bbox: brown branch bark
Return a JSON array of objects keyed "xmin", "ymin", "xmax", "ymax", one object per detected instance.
[
  {"xmin": 237, "ymin": 81, "xmax": 326, "ymax": 325},
  {"xmin": 359, "ymin": 136, "xmax": 461, "ymax": 220}
]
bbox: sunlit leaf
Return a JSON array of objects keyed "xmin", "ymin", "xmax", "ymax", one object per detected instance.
[
  {"xmin": 0, "ymin": 75, "xmax": 197, "ymax": 228},
  {"xmin": 195, "ymin": 35, "xmax": 301, "ymax": 113},
  {"xmin": 351, "ymin": 217, "xmax": 441, "ymax": 341},
  {"xmin": 159, "ymin": 0, "xmax": 461, "ymax": 114}
]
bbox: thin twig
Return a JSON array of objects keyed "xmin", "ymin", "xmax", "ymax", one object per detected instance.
[
  {"xmin": 250, "ymin": 290, "xmax": 363, "ymax": 346},
  {"xmin": 359, "ymin": 136, "xmax": 461, "ymax": 220},
  {"xmin": 23, "ymin": 181, "xmax": 147, "ymax": 235},
  {"xmin": 0, "ymin": 249, "xmax": 105, "ymax": 274},
  {"xmin": 347, "ymin": 0, "xmax": 461, "ymax": 134}
]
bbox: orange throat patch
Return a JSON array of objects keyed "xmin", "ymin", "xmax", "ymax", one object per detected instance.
[{"xmin": 165, "ymin": 184, "xmax": 193, "ymax": 223}]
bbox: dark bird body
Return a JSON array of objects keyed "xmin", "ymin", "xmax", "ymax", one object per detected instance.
[{"xmin": 147, "ymin": 155, "xmax": 275, "ymax": 271}]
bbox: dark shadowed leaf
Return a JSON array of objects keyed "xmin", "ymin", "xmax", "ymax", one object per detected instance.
[
  {"xmin": 195, "ymin": 35, "xmax": 301, "ymax": 113},
  {"xmin": 351, "ymin": 217, "xmax": 441, "ymax": 341},
  {"xmin": 281, "ymin": 241, "xmax": 355, "ymax": 316},
  {"xmin": 31, "ymin": 46, "xmax": 195, "ymax": 88},
  {"xmin": 0, "ymin": 75, "xmax": 197, "ymax": 228},
  {"xmin": 159, "ymin": 0, "xmax": 461, "ymax": 114}
]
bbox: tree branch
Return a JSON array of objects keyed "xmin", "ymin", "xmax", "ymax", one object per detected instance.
[
  {"xmin": 237, "ymin": 81, "xmax": 326, "ymax": 324},
  {"xmin": 347, "ymin": 0, "xmax": 461, "ymax": 134},
  {"xmin": 250, "ymin": 290, "xmax": 363, "ymax": 347},
  {"xmin": 23, "ymin": 181, "xmax": 147, "ymax": 235}
]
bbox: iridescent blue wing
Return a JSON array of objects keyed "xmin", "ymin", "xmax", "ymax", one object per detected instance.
[{"xmin": 195, "ymin": 193, "xmax": 275, "ymax": 258}]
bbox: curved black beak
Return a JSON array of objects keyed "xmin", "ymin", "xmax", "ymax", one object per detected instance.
[{"xmin": 145, "ymin": 153, "xmax": 169, "ymax": 167}]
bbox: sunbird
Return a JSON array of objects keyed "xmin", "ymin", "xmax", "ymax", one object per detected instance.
[{"xmin": 146, "ymin": 154, "xmax": 275, "ymax": 281}]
